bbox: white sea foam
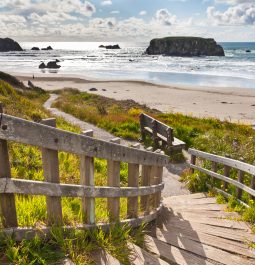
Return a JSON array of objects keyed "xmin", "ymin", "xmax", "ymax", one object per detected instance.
[{"xmin": 0, "ymin": 41, "xmax": 255, "ymax": 89}]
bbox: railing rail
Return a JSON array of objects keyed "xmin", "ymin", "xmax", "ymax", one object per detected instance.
[
  {"xmin": 188, "ymin": 148, "xmax": 255, "ymax": 204},
  {"xmin": 139, "ymin": 113, "xmax": 185, "ymax": 153},
  {"xmin": 0, "ymin": 110, "xmax": 168, "ymax": 239}
]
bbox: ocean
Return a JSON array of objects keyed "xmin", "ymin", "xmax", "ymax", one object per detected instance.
[{"xmin": 1, "ymin": 41, "xmax": 255, "ymax": 89}]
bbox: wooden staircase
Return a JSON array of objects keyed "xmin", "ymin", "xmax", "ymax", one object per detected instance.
[{"xmin": 101, "ymin": 193, "xmax": 255, "ymax": 265}]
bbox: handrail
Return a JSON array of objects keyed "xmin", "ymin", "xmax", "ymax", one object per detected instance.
[
  {"xmin": 188, "ymin": 148, "xmax": 255, "ymax": 204},
  {"xmin": 0, "ymin": 112, "xmax": 168, "ymax": 239},
  {"xmin": 0, "ymin": 113, "xmax": 168, "ymax": 166},
  {"xmin": 189, "ymin": 149, "xmax": 255, "ymax": 175}
]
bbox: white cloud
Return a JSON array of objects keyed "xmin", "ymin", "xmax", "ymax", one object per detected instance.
[
  {"xmin": 215, "ymin": 0, "xmax": 253, "ymax": 4},
  {"xmin": 110, "ymin": 10, "xmax": 119, "ymax": 14},
  {"xmin": 207, "ymin": 3, "xmax": 255, "ymax": 25},
  {"xmin": 139, "ymin": 10, "xmax": 147, "ymax": 16},
  {"xmin": 101, "ymin": 0, "xmax": 112, "ymax": 6},
  {"xmin": 0, "ymin": 14, "xmax": 26, "ymax": 23},
  {"xmin": 155, "ymin": 9, "xmax": 177, "ymax": 26}
]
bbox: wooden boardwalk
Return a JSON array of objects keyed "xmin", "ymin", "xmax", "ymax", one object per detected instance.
[
  {"xmin": 139, "ymin": 193, "xmax": 255, "ymax": 265},
  {"xmin": 93, "ymin": 193, "xmax": 255, "ymax": 264}
]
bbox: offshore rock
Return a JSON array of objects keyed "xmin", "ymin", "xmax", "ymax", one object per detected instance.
[{"xmin": 146, "ymin": 37, "xmax": 225, "ymax": 57}]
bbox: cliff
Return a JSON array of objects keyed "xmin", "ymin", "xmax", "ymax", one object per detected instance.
[{"xmin": 145, "ymin": 37, "xmax": 225, "ymax": 57}]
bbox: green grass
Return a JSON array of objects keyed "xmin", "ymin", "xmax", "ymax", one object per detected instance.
[{"xmin": 0, "ymin": 80, "xmax": 145, "ymax": 264}]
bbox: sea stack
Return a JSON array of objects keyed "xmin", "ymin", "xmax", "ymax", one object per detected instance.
[
  {"xmin": 0, "ymin": 38, "xmax": 23, "ymax": 52},
  {"xmin": 146, "ymin": 37, "xmax": 225, "ymax": 57}
]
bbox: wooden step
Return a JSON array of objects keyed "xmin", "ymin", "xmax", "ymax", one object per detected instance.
[
  {"xmin": 129, "ymin": 243, "xmax": 171, "ymax": 264},
  {"xmin": 91, "ymin": 249, "xmax": 122, "ymax": 265},
  {"xmin": 145, "ymin": 234, "xmax": 255, "ymax": 265},
  {"xmin": 144, "ymin": 235, "xmax": 215, "ymax": 265},
  {"xmin": 155, "ymin": 228, "xmax": 255, "ymax": 259}
]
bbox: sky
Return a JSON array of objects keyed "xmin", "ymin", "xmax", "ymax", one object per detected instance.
[{"xmin": 0, "ymin": 0, "xmax": 255, "ymax": 42}]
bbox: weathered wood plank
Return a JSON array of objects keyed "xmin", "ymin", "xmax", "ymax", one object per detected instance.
[
  {"xmin": 127, "ymin": 144, "xmax": 140, "ymax": 219},
  {"xmin": 1, "ymin": 205, "xmax": 162, "ymax": 241},
  {"xmin": 155, "ymin": 228, "xmax": 255, "ymax": 259},
  {"xmin": 237, "ymin": 169, "xmax": 244, "ymax": 199},
  {"xmin": 0, "ymin": 114, "xmax": 168, "ymax": 166},
  {"xmin": 80, "ymin": 130, "xmax": 95, "ymax": 224},
  {"xmin": 190, "ymin": 164, "xmax": 255, "ymax": 197},
  {"xmin": 140, "ymin": 165, "xmax": 152, "ymax": 214},
  {"xmin": 189, "ymin": 148, "xmax": 255, "ymax": 175},
  {"xmin": 0, "ymin": 178, "xmax": 164, "ymax": 198},
  {"xmin": 107, "ymin": 138, "xmax": 120, "ymax": 222},
  {"xmin": 162, "ymin": 218, "xmax": 255, "ymax": 243},
  {"xmin": 166, "ymin": 214, "xmax": 249, "ymax": 230},
  {"xmin": 149, "ymin": 232, "xmax": 255, "ymax": 265},
  {"xmin": 0, "ymin": 138, "xmax": 18, "ymax": 228},
  {"xmin": 223, "ymin": 163, "xmax": 230, "ymax": 191},
  {"xmin": 41, "ymin": 118, "xmax": 62, "ymax": 226},
  {"xmin": 129, "ymin": 243, "xmax": 170, "ymax": 265},
  {"xmin": 144, "ymin": 235, "xmax": 214, "ymax": 265},
  {"xmin": 92, "ymin": 249, "xmax": 121, "ymax": 265}
]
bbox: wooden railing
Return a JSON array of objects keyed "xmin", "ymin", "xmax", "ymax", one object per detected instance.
[
  {"xmin": 0, "ymin": 112, "xmax": 169, "ymax": 240},
  {"xmin": 139, "ymin": 113, "xmax": 185, "ymax": 153},
  {"xmin": 189, "ymin": 148, "xmax": 255, "ymax": 206}
]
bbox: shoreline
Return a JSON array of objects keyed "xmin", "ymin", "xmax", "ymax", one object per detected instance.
[{"xmin": 14, "ymin": 72, "xmax": 255, "ymax": 126}]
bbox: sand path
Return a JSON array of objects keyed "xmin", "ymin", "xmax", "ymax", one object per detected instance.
[{"xmin": 44, "ymin": 94, "xmax": 189, "ymax": 197}]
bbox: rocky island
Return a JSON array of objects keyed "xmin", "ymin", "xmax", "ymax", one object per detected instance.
[
  {"xmin": 99, "ymin": 44, "xmax": 120, "ymax": 49},
  {"xmin": 0, "ymin": 37, "xmax": 23, "ymax": 52},
  {"xmin": 146, "ymin": 37, "xmax": 225, "ymax": 57}
]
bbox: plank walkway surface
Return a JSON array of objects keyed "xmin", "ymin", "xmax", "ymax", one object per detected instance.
[{"xmin": 142, "ymin": 193, "xmax": 255, "ymax": 265}]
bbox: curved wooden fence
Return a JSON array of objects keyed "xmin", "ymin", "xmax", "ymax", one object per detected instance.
[
  {"xmin": 189, "ymin": 148, "xmax": 255, "ymax": 206},
  {"xmin": 0, "ymin": 113, "xmax": 169, "ymax": 240}
]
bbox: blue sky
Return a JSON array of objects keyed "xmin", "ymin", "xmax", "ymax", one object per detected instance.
[{"xmin": 0, "ymin": 0, "xmax": 255, "ymax": 41}]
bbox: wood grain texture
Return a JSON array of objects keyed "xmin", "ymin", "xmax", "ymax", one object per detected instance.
[
  {"xmin": 80, "ymin": 130, "xmax": 95, "ymax": 224},
  {"xmin": 140, "ymin": 165, "xmax": 152, "ymax": 214},
  {"xmin": 0, "ymin": 114, "xmax": 168, "ymax": 166},
  {"xmin": 107, "ymin": 138, "xmax": 121, "ymax": 222},
  {"xmin": 0, "ymin": 178, "xmax": 164, "ymax": 197},
  {"xmin": 41, "ymin": 118, "xmax": 62, "ymax": 226},
  {"xmin": 189, "ymin": 148, "xmax": 255, "ymax": 175},
  {"xmin": 0, "ymin": 138, "xmax": 18, "ymax": 228},
  {"xmin": 190, "ymin": 164, "xmax": 255, "ymax": 197},
  {"xmin": 127, "ymin": 144, "xmax": 140, "ymax": 219}
]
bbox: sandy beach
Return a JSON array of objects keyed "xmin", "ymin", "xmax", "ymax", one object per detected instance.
[{"xmin": 16, "ymin": 73, "xmax": 255, "ymax": 126}]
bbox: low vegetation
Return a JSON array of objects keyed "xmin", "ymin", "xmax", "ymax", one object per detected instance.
[{"xmin": 0, "ymin": 81, "xmax": 144, "ymax": 264}]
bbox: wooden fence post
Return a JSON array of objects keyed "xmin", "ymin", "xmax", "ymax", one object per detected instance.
[
  {"xmin": 190, "ymin": 154, "xmax": 196, "ymax": 174},
  {"xmin": 211, "ymin": 161, "xmax": 217, "ymax": 186},
  {"xmin": 127, "ymin": 143, "xmax": 140, "ymax": 219},
  {"xmin": 0, "ymin": 103, "xmax": 18, "ymax": 228},
  {"xmin": 237, "ymin": 158, "xmax": 244, "ymax": 200},
  {"xmin": 223, "ymin": 155, "xmax": 230, "ymax": 191},
  {"xmin": 140, "ymin": 165, "xmax": 152, "ymax": 215},
  {"xmin": 41, "ymin": 118, "xmax": 62, "ymax": 226},
  {"xmin": 151, "ymin": 120, "xmax": 159, "ymax": 150},
  {"xmin": 251, "ymin": 161, "xmax": 255, "ymax": 201},
  {"xmin": 107, "ymin": 138, "xmax": 121, "ymax": 222},
  {"xmin": 139, "ymin": 114, "xmax": 146, "ymax": 142},
  {"xmin": 80, "ymin": 130, "xmax": 95, "ymax": 224}
]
